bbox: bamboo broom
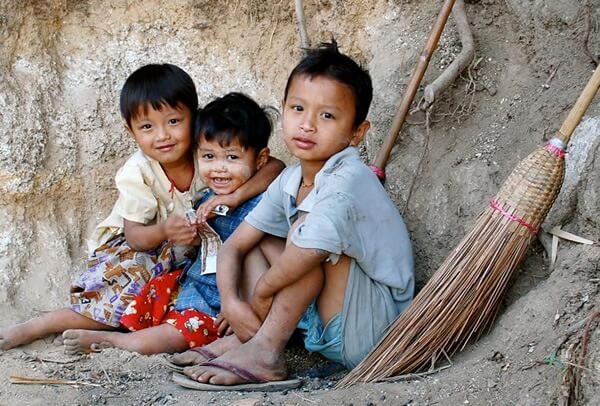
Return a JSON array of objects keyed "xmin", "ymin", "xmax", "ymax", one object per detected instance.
[{"xmin": 338, "ymin": 64, "xmax": 600, "ymax": 387}]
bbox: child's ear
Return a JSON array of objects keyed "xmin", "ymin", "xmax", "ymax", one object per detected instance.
[
  {"xmin": 256, "ymin": 147, "xmax": 270, "ymax": 170},
  {"xmin": 349, "ymin": 120, "xmax": 371, "ymax": 146},
  {"xmin": 124, "ymin": 122, "xmax": 134, "ymax": 136}
]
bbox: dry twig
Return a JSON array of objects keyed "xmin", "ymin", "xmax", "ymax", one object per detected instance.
[
  {"xmin": 380, "ymin": 365, "xmax": 451, "ymax": 382},
  {"xmin": 402, "ymin": 106, "xmax": 432, "ymax": 215},
  {"xmin": 542, "ymin": 65, "xmax": 560, "ymax": 89},
  {"xmin": 294, "ymin": 393, "xmax": 316, "ymax": 403},
  {"xmin": 269, "ymin": 14, "xmax": 279, "ymax": 47},
  {"xmin": 10, "ymin": 375, "xmax": 102, "ymax": 387}
]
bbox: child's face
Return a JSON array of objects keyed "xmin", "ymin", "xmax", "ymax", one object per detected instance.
[
  {"xmin": 127, "ymin": 103, "xmax": 193, "ymax": 168},
  {"xmin": 282, "ymin": 74, "xmax": 369, "ymax": 165},
  {"xmin": 197, "ymin": 135, "xmax": 267, "ymax": 195}
]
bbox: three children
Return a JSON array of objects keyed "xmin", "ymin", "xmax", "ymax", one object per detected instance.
[{"xmin": 1, "ymin": 43, "xmax": 415, "ymax": 390}]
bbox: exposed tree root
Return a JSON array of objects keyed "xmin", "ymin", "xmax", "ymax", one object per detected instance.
[
  {"xmin": 569, "ymin": 311, "xmax": 600, "ymax": 404},
  {"xmin": 584, "ymin": 0, "xmax": 599, "ymax": 67},
  {"xmin": 419, "ymin": 0, "xmax": 474, "ymax": 111}
]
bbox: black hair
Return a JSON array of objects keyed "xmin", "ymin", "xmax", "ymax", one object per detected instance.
[
  {"xmin": 120, "ymin": 63, "xmax": 198, "ymax": 127},
  {"xmin": 283, "ymin": 40, "xmax": 373, "ymax": 129},
  {"xmin": 195, "ymin": 92, "xmax": 273, "ymax": 152}
]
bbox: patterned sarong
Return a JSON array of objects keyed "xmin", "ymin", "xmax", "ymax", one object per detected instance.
[{"xmin": 70, "ymin": 234, "xmax": 194, "ymax": 327}]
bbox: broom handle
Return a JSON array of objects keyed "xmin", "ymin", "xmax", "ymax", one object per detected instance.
[
  {"xmin": 372, "ymin": 0, "xmax": 457, "ymax": 172},
  {"xmin": 558, "ymin": 64, "xmax": 600, "ymax": 144}
]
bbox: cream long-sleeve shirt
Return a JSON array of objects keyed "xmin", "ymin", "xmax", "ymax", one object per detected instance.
[{"xmin": 88, "ymin": 149, "xmax": 205, "ymax": 254}]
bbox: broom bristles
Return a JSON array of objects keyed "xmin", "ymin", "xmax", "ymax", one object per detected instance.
[
  {"xmin": 337, "ymin": 143, "xmax": 566, "ymax": 388},
  {"xmin": 337, "ymin": 214, "xmax": 533, "ymax": 386}
]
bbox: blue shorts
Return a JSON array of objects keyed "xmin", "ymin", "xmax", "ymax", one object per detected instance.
[{"xmin": 299, "ymin": 302, "xmax": 344, "ymax": 365}]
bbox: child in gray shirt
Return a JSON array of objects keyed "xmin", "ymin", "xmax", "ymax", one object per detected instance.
[{"xmin": 179, "ymin": 41, "xmax": 415, "ymax": 387}]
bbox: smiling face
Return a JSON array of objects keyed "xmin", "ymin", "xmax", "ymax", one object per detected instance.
[
  {"xmin": 282, "ymin": 74, "xmax": 370, "ymax": 167},
  {"xmin": 197, "ymin": 135, "xmax": 268, "ymax": 195},
  {"xmin": 127, "ymin": 102, "xmax": 193, "ymax": 169}
]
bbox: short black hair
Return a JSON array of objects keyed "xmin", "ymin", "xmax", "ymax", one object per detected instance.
[
  {"xmin": 195, "ymin": 92, "xmax": 273, "ymax": 152},
  {"xmin": 283, "ymin": 40, "xmax": 373, "ymax": 128},
  {"xmin": 120, "ymin": 63, "xmax": 198, "ymax": 127}
]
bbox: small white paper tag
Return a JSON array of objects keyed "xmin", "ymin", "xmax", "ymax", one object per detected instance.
[
  {"xmin": 203, "ymin": 254, "xmax": 218, "ymax": 275},
  {"xmin": 198, "ymin": 223, "xmax": 221, "ymax": 275}
]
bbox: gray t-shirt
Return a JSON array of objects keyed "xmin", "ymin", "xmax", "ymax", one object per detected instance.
[{"xmin": 245, "ymin": 146, "xmax": 415, "ymax": 367}]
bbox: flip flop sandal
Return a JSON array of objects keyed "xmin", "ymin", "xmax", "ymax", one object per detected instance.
[
  {"xmin": 171, "ymin": 360, "xmax": 302, "ymax": 392},
  {"xmin": 164, "ymin": 346, "xmax": 219, "ymax": 372}
]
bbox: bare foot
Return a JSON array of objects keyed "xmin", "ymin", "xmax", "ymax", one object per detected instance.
[
  {"xmin": 62, "ymin": 329, "xmax": 114, "ymax": 355},
  {"xmin": 169, "ymin": 334, "xmax": 241, "ymax": 366},
  {"xmin": 183, "ymin": 338, "xmax": 287, "ymax": 385},
  {"xmin": 0, "ymin": 324, "xmax": 40, "ymax": 350}
]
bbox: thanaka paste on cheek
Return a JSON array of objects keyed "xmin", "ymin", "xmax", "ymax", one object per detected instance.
[{"xmin": 237, "ymin": 164, "xmax": 253, "ymax": 180}]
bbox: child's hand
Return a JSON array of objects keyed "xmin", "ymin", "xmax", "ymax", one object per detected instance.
[
  {"xmin": 250, "ymin": 291, "xmax": 273, "ymax": 322},
  {"xmin": 163, "ymin": 215, "xmax": 199, "ymax": 246},
  {"xmin": 196, "ymin": 193, "xmax": 240, "ymax": 222},
  {"xmin": 221, "ymin": 298, "xmax": 261, "ymax": 343},
  {"xmin": 215, "ymin": 313, "xmax": 233, "ymax": 337}
]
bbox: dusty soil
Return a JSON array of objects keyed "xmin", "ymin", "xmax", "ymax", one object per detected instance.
[{"xmin": 1, "ymin": 0, "xmax": 599, "ymax": 405}]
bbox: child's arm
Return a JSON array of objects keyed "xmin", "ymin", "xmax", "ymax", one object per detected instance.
[
  {"xmin": 196, "ymin": 157, "xmax": 285, "ymax": 221},
  {"xmin": 123, "ymin": 216, "xmax": 198, "ymax": 252},
  {"xmin": 112, "ymin": 157, "xmax": 199, "ymax": 252},
  {"xmin": 251, "ymin": 243, "xmax": 328, "ymax": 320},
  {"xmin": 217, "ymin": 221, "xmax": 267, "ymax": 342}
]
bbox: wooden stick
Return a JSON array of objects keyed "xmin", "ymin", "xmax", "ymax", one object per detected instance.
[
  {"xmin": 294, "ymin": 0, "xmax": 310, "ymax": 49},
  {"xmin": 371, "ymin": 0, "xmax": 457, "ymax": 177},
  {"xmin": 558, "ymin": 64, "xmax": 600, "ymax": 143}
]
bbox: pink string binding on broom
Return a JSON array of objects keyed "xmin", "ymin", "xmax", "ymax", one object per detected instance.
[
  {"xmin": 489, "ymin": 199, "xmax": 540, "ymax": 235},
  {"xmin": 544, "ymin": 142, "xmax": 566, "ymax": 158},
  {"xmin": 544, "ymin": 137, "xmax": 567, "ymax": 158}
]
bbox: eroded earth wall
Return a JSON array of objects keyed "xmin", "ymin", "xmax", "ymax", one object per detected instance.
[{"xmin": 1, "ymin": 0, "xmax": 598, "ymax": 334}]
